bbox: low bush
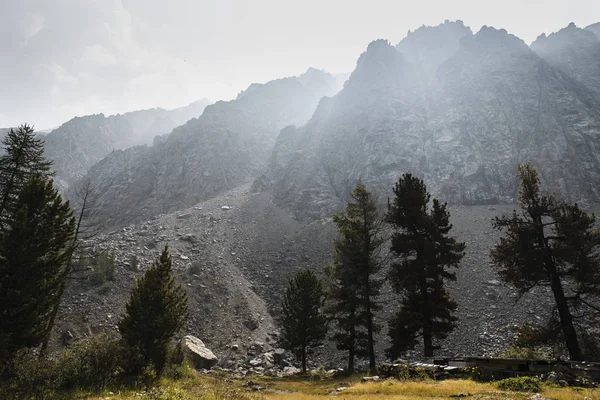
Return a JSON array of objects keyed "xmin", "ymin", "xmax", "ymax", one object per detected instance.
[
  {"xmin": 129, "ymin": 255, "xmax": 140, "ymax": 272},
  {"xmin": 501, "ymin": 344, "xmax": 553, "ymax": 360},
  {"xmin": 0, "ymin": 333, "xmax": 124, "ymax": 399},
  {"xmin": 59, "ymin": 332, "xmax": 124, "ymax": 389},
  {"xmin": 496, "ymin": 376, "xmax": 542, "ymax": 392},
  {"xmin": 90, "ymin": 251, "xmax": 117, "ymax": 285}
]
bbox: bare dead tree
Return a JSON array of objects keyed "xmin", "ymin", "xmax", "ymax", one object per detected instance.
[{"xmin": 39, "ymin": 179, "xmax": 101, "ymax": 356}]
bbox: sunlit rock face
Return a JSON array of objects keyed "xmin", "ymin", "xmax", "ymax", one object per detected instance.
[
  {"xmin": 264, "ymin": 22, "xmax": 600, "ymax": 221},
  {"xmin": 532, "ymin": 22, "xmax": 600, "ymax": 96}
]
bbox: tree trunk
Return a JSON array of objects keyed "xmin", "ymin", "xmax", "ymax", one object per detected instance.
[
  {"xmin": 535, "ymin": 213, "xmax": 583, "ymax": 361},
  {"xmin": 366, "ymin": 283, "xmax": 376, "ymax": 374},
  {"xmin": 423, "ymin": 329, "xmax": 433, "ymax": 357},
  {"xmin": 419, "ymin": 265, "xmax": 433, "ymax": 358},
  {"xmin": 549, "ymin": 268, "xmax": 582, "ymax": 361},
  {"xmin": 348, "ymin": 310, "xmax": 355, "ymax": 374},
  {"xmin": 40, "ymin": 189, "xmax": 89, "ymax": 358},
  {"xmin": 301, "ymin": 344, "xmax": 307, "ymax": 374}
]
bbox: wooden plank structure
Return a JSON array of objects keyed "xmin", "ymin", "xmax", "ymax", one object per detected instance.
[{"xmin": 433, "ymin": 357, "xmax": 600, "ymax": 382}]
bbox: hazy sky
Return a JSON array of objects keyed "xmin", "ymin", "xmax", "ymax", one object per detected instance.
[{"xmin": 1, "ymin": 0, "xmax": 598, "ymax": 129}]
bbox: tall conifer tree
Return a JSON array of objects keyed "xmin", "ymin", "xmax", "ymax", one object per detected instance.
[
  {"xmin": 491, "ymin": 163, "xmax": 600, "ymax": 361},
  {"xmin": 0, "ymin": 125, "xmax": 53, "ymax": 230},
  {"xmin": 327, "ymin": 184, "xmax": 384, "ymax": 374},
  {"xmin": 0, "ymin": 176, "xmax": 75, "ymax": 363},
  {"xmin": 386, "ymin": 174, "xmax": 464, "ymax": 358}
]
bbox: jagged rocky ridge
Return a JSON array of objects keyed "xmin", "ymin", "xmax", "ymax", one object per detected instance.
[
  {"xmin": 42, "ymin": 99, "xmax": 211, "ymax": 190},
  {"xmin": 76, "ymin": 69, "xmax": 343, "ymax": 227},
  {"xmin": 532, "ymin": 22, "xmax": 600, "ymax": 96},
  {"xmin": 264, "ymin": 21, "xmax": 600, "ymax": 221}
]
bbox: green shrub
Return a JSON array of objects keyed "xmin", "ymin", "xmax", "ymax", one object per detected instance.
[
  {"xmin": 0, "ymin": 349, "xmax": 63, "ymax": 399},
  {"xmin": 90, "ymin": 251, "xmax": 116, "ymax": 285},
  {"xmin": 129, "ymin": 255, "xmax": 140, "ymax": 272},
  {"xmin": 58, "ymin": 332, "xmax": 124, "ymax": 389},
  {"xmin": 393, "ymin": 365, "xmax": 434, "ymax": 381},
  {"xmin": 163, "ymin": 360, "xmax": 197, "ymax": 381},
  {"xmin": 0, "ymin": 333, "xmax": 124, "ymax": 399},
  {"xmin": 501, "ymin": 344, "xmax": 553, "ymax": 360},
  {"xmin": 497, "ymin": 376, "xmax": 542, "ymax": 393}
]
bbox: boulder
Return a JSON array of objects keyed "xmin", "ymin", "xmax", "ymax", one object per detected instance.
[
  {"xmin": 282, "ymin": 366, "xmax": 301, "ymax": 376},
  {"xmin": 180, "ymin": 335, "xmax": 218, "ymax": 370},
  {"xmin": 273, "ymin": 348, "xmax": 286, "ymax": 364},
  {"xmin": 249, "ymin": 358, "xmax": 263, "ymax": 367}
]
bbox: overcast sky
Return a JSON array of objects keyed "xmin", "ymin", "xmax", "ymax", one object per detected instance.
[{"xmin": 1, "ymin": 0, "xmax": 598, "ymax": 129}]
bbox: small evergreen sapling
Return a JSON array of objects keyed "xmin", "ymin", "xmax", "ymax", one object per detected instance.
[
  {"xmin": 281, "ymin": 269, "xmax": 327, "ymax": 374},
  {"xmin": 118, "ymin": 245, "xmax": 188, "ymax": 375}
]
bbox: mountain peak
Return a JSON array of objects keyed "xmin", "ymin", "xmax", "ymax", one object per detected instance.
[
  {"xmin": 298, "ymin": 67, "xmax": 333, "ymax": 86},
  {"xmin": 396, "ymin": 20, "xmax": 473, "ymax": 81},
  {"xmin": 532, "ymin": 21, "xmax": 600, "ymax": 51},
  {"xmin": 531, "ymin": 22, "xmax": 600, "ymax": 96},
  {"xmin": 585, "ymin": 22, "xmax": 600, "ymax": 40},
  {"xmin": 460, "ymin": 25, "xmax": 530, "ymax": 56},
  {"xmin": 344, "ymin": 39, "xmax": 408, "ymax": 91}
]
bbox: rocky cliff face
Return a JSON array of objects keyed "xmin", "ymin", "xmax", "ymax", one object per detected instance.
[
  {"xmin": 532, "ymin": 23, "xmax": 600, "ymax": 96},
  {"xmin": 78, "ymin": 69, "xmax": 343, "ymax": 227},
  {"xmin": 264, "ymin": 23, "xmax": 600, "ymax": 221},
  {"xmin": 42, "ymin": 99, "xmax": 211, "ymax": 190}
]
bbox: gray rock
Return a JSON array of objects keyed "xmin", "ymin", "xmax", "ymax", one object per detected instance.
[
  {"xmin": 180, "ymin": 335, "xmax": 218, "ymax": 370},
  {"xmin": 282, "ymin": 366, "xmax": 301, "ymax": 376},
  {"xmin": 249, "ymin": 358, "xmax": 263, "ymax": 367},
  {"xmin": 273, "ymin": 348, "xmax": 286, "ymax": 364}
]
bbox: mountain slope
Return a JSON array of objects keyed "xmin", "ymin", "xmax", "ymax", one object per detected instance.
[
  {"xmin": 586, "ymin": 22, "xmax": 600, "ymax": 40},
  {"xmin": 79, "ymin": 69, "xmax": 343, "ymax": 227},
  {"xmin": 265, "ymin": 24, "xmax": 600, "ymax": 221},
  {"xmin": 532, "ymin": 22, "xmax": 600, "ymax": 96},
  {"xmin": 42, "ymin": 99, "xmax": 211, "ymax": 190}
]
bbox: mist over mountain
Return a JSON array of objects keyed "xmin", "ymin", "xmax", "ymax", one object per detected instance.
[
  {"xmin": 586, "ymin": 22, "xmax": 600, "ymax": 39},
  {"xmin": 5, "ymin": 17, "xmax": 600, "ymax": 373},
  {"xmin": 263, "ymin": 22, "xmax": 600, "ymax": 221},
  {"xmin": 76, "ymin": 69, "xmax": 343, "ymax": 227},
  {"xmin": 532, "ymin": 22, "xmax": 600, "ymax": 96},
  {"xmin": 41, "ymin": 99, "xmax": 211, "ymax": 190}
]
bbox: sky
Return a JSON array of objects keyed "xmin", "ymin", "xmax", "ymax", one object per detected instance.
[{"xmin": 1, "ymin": 0, "xmax": 599, "ymax": 129}]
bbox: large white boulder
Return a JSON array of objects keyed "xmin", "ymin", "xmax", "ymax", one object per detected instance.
[{"xmin": 180, "ymin": 335, "xmax": 218, "ymax": 370}]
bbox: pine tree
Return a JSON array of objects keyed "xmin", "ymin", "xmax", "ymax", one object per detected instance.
[
  {"xmin": 0, "ymin": 125, "xmax": 53, "ymax": 230},
  {"xmin": 118, "ymin": 245, "xmax": 188, "ymax": 374},
  {"xmin": 0, "ymin": 176, "xmax": 75, "ymax": 363},
  {"xmin": 281, "ymin": 269, "xmax": 327, "ymax": 374},
  {"xmin": 491, "ymin": 163, "xmax": 600, "ymax": 361},
  {"xmin": 386, "ymin": 174, "xmax": 465, "ymax": 358},
  {"xmin": 327, "ymin": 184, "xmax": 384, "ymax": 374}
]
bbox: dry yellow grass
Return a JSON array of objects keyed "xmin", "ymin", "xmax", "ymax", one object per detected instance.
[{"xmin": 79, "ymin": 375, "xmax": 600, "ymax": 400}]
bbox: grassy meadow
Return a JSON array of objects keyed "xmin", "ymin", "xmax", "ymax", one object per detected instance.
[{"xmin": 77, "ymin": 372, "xmax": 599, "ymax": 400}]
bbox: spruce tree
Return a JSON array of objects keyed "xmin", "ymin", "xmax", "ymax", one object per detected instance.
[
  {"xmin": 386, "ymin": 174, "xmax": 465, "ymax": 358},
  {"xmin": 281, "ymin": 269, "xmax": 327, "ymax": 374},
  {"xmin": 327, "ymin": 184, "xmax": 384, "ymax": 374},
  {"xmin": 491, "ymin": 163, "xmax": 600, "ymax": 361},
  {"xmin": 0, "ymin": 125, "xmax": 53, "ymax": 230},
  {"xmin": 0, "ymin": 176, "xmax": 75, "ymax": 363},
  {"xmin": 118, "ymin": 245, "xmax": 188, "ymax": 374}
]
